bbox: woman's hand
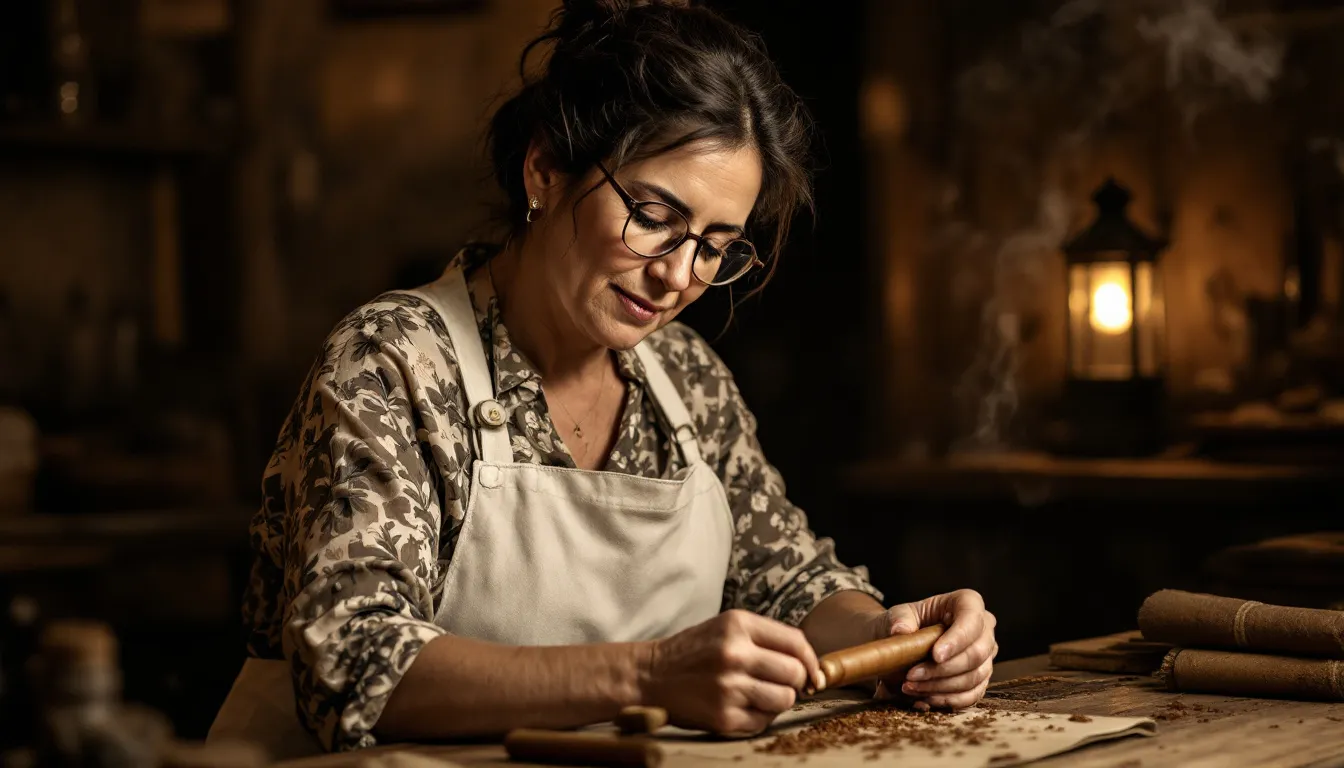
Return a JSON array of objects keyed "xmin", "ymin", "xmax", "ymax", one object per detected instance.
[
  {"xmin": 642, "ymin": 610, "xmax": 822, "ymax": 736},
  {"xmin": 876, "ymin": 589, "xmax": 997, "ymax": 711}
]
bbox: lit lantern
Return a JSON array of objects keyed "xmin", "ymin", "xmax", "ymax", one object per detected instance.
[{"xmin": 1057, "ymin": 177, "xmax": 1168, "ymax": 455}]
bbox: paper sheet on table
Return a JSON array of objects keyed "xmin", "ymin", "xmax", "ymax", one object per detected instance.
[{"xmin": 634, "ymin": 699, "xmax": 1156, "ymax": 768}]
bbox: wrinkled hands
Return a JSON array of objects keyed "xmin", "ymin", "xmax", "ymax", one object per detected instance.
[
  {"xmin": 877, "ymin": 589, "xmax": 997, "ymax": 710},
  {"xmin": 640, "ymin": 591, "xmax": 996, "ymax": 736},
  {"xmin": 644, "ymin": 609, "xmax": 821, "ymax": 736}
]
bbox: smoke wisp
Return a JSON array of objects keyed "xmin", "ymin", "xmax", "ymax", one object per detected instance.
[{"xmin": 948, "ymin": 0, "xmax": 1285, "ymax": 451}]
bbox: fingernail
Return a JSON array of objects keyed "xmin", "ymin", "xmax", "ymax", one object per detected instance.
[
  {"xmin": 935, "ymin": 643, "xmax": 951, "ymax": 661},
  {"xmin": 914, "ymin": 700, "xmax": 931, "ymax": 712},
  {"xmin": 908, "ymin": 666, "xmax": 927, "ymax": 681},
  {"xmin": 902, "ymin": 682, "xmax": 918, "ymax": 695},
  {"xmin": 891, "ymin": 622, "xmax": 912, "ymax": 634}
]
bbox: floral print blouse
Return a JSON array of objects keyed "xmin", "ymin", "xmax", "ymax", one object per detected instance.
[{"xmin": 240, "ymin": 245, "xmax": 883, "ymax": 751}]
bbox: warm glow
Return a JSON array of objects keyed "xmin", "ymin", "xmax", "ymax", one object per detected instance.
[{"xmin": 1090, "ymin": 281, "xmax": 1132, "ymax": 334}]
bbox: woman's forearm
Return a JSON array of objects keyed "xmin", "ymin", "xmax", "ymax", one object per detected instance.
[
  {"xmin": 799, "ymin": 590, "xmax": 887, "ymax": 658},
  {"xmin": 375, "ymin": 633, "xmax": 653, "ymax": 740},
  {"xmin": 377, "ymin": 593, "xmax": 887, "ymax": 740}
]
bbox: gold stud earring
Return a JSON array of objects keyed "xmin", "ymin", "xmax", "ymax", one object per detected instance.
[{"xmin": 526, "ymin": 195, "xmax": 542, "ymax": 223}]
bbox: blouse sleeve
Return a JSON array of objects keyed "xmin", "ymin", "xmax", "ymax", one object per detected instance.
[{"xmin": 266, "ymin": 297, "xmax": 468, "ymax": 751}]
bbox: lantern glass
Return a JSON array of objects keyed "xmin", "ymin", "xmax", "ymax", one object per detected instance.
[{"xmin": 1068, "ymin": 255, "xmax": 1164, "ymax": 380}]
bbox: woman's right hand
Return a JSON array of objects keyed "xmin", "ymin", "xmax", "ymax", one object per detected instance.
[{"xmin": 640, "ymin": 609, "xmax": 822, "ymax": 736}]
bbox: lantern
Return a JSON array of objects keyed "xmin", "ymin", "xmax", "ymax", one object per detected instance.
[{"xmin": 1056, "ymin": 177, "xmax": 1168, "ymax": 455}]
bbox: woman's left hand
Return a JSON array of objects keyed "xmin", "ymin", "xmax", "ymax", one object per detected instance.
[{"xmin": 874, "ymin": 589, "xmax": 997, "ymax": 711}]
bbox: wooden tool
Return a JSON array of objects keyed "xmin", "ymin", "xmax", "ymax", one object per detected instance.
[
  {"xmin": 808, "ymin": 624, "xmax": 944, "ymax": 694},
  {"xmin": 614, "ymin": 706, "xmax": 667, "ymax": 734},
  {"xmin": 503, "ymin": 729, "xmax": 663, "ymax": 768}
]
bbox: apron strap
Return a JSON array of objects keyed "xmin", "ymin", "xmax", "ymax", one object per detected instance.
[
  {"xmin": 633, "ymin": 342, "xmax": 703, "ymax": 466},
  {"xmin": 406, "ymin": 267, "xmax": 513, "ymax": 465}
]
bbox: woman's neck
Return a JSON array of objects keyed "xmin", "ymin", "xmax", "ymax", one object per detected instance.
[{"xmin": 490, "ymin": 240, "xmax": 610, "ymax": 385}]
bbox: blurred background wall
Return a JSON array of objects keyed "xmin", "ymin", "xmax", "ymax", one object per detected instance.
[{"xmin": 2, "ymin": 0, "xmax": 1343, "ymax": 740}]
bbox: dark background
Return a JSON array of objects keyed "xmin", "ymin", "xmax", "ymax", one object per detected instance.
[{"xmin": 2, "ymin": 0, "xmax": 1343, "ymax": 741}]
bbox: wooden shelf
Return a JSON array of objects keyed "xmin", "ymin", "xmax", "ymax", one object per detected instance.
[
  {"xmin": 844, "ymin": 449, "xmax": 1344, "ymax": 503},
  {"xmin": 0, "ymin": 506, "xmax": 250, "ymax": 541},
  {"xmin": 0, "ymin": 506, "xmax": 251, "ymax": 575},
  {"xmin": 0, "ymin": 121, "xmax": 230, "ymax": 160}
]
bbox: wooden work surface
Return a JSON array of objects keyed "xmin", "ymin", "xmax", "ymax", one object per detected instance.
[
  {"xmin": 277, "ymin": 651, "xmax": 1344, "ymax": 768},
  {"xmin": 985, "ymin": 655, "xmax": 1344, "ymax": 766}
]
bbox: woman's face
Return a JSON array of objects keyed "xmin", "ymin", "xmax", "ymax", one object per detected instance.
[{"xmin": 526, "ymin": 141, "xmax": 763, "ymax": 351}]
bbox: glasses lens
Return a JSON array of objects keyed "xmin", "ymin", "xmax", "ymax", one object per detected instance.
[
  {"xmin": 623, "ymin": 202, "xmax": 689, "ymax": 258},
  {"xmin": 695, "ymin": 238, "xmax": 757, "ymax": 285}
]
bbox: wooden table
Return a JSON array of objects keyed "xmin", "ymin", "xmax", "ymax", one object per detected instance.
[
  {"xmin": 279, "ymin": 652, "xmax": 1344, "ymax": 768},
  {"xmin": 986, "ymin": 655, "xmax": 1344, "ymax": 767}
]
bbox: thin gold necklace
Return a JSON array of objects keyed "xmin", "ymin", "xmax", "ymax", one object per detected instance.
[{"xmin": 553, "ymin": 366, "xmax": 613, "ymax": 440}]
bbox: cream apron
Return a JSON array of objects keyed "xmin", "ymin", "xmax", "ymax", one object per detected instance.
[{"xmin": 208, "ymin": 266, "xmax": 734, "ymax": 758}]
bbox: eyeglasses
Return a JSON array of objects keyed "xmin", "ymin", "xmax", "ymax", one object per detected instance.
[{"xmin": 596, "ymin": 162, "xmax": 762, "ymax": 286}]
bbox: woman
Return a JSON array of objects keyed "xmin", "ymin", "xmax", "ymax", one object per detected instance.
[{"xmin": 210, "ymin": 0, "xmax": 996, "ymax": 756}]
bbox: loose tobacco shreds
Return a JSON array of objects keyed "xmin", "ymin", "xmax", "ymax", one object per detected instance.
[{"xmin": 756, "ymin": 705, "xmax": 1008, "ymax": 757}]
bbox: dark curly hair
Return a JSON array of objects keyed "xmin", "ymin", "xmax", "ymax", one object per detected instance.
[{"xmin": 487, "ymin": 0, "xmax": 814, "ymax": 290}]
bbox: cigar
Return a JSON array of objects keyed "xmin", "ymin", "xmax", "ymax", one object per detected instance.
[
  {"xmin": 1139, "ymin": 590, "xmax": 1344, "ymax": 658},
  {"xmin": 1160, "ymin": 648, "xmax": 1344, "ymax": 701},
  {"xmin": 808, "ymin": 624, "xmax": 945, "ymax": 694},
  {"xmin": 504, "ymin": 729, "xmax": 663, "ymax": 768},
  {"xmin": 614, "ymin": 706, "xmax": 668, "ymax": 734}
]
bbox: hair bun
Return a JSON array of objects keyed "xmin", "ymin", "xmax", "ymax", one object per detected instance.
[{"xmin": 556, "ymin": 0, "xmax": 691, "ymax": 35}]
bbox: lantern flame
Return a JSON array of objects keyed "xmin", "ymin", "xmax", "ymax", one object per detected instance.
[{"xmin": 1090, "ymin": 280, "xmax": 1132, "ymax": 334}]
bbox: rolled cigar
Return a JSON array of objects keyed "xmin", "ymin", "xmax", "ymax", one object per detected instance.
[
  {"xmin": 1159, "ymin": 648, "xmax": 1344, "ymax": 701},
  {"xmin": 1139, "ymin": 590, "xmax": 1344, "ymax": 658},
  {"xmin": 503, "ymin": 729, "xmax": 663, "ymax": 768},
  {"xmin": 810, "ymin": 624, "xmax": 944, "ymax": 694},
  {"xmin": 614, "ymin": 706, "xmax": 667, "ymax": 734}
]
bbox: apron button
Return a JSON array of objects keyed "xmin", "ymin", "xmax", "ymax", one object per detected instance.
[
  {"xmin": 474, "ymin": 400, "xmax": 507, "ymax": 428},
  {"xmin": 479, "ymin": 465, "xmax": 502, "ymax": 488}
]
